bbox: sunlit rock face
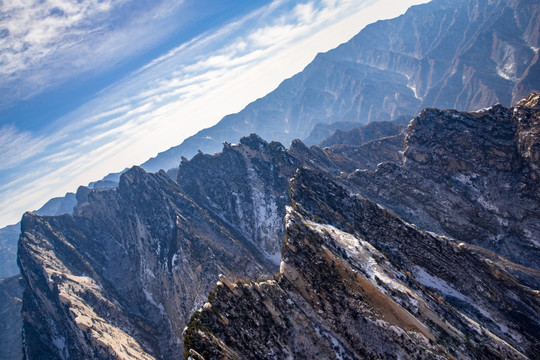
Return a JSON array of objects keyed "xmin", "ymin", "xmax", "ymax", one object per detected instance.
[
  {"xmin": 184, "ymin": 168, "xmax": 540, "ymax": 360},
  {"xmin": 18, "ymin": 166, "xmax": 275, "ymax": 359},
  {"xmin": 16, "ymin": 134, "xmax": 364, "ymax": 359},
  {"xmin": 142, "ymin": 0, "xmax": 540, "ymax": 173}
]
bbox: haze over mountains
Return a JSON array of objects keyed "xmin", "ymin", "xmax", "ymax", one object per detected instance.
[
  {"xmin": 1, "ymin": 0, "xmax": 540, "ymax": 359},
  {"xmin": 142, "ymin": 0, "xmax": 540, "ymax": 172}
]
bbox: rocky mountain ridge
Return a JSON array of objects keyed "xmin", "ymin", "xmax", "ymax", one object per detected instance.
[
  {"xmin": 185, "ymin": 168, "xmax": 540, "ymax": 359},
  {"xmin": 348, "ymin": 92, "xmax": 540, "ymax": 270},
  {"xmin": 16, "ymin": 93, "xmax": 540, "ymax": 359},
  {"xmin": 18, "ymin": 133, "xmax": 355, "ymax": 358}
]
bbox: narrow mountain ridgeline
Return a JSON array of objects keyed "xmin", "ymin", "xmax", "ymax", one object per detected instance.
[
  {"xmin": 18, "ymin": 167, "xmax": 276, "ymax": 359},
  {"xmin": 347, "ymin": 92, "xmax": 540, "ymax": 271},
  {"xmin": 17, "ymin": 136, "xmax": 364, "ymax": 359},
  {"xmin": 176, "ymin": 136, "xmax": 302, "ymax": 265},
  {"xmin": 184, "ymin": 168, "xmax": 540, "ymax": 360},
  {"xmin": 0, "ymin": 180, "xmax": 120, "ymax": 279},
  {"xmin": 142, "ymin": 0, "xmax": 540, "ymax": 173}
]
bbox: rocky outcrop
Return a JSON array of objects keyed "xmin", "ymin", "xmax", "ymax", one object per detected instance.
[
  {"xmin": 348, "ymin": 92, "xmax": 540, "ymax": 270},
  {"xmin": 0, "ymin": 193, "xmax": 78, "ymax": 279},
  {"xmin": 17, "ymin": 135, "xmax": 360, "ymax": 359},
  {"xmin": 17, "ymin": 92, "xmax": 540, "ymax": 358},
  {"xmin": 177, "ymin": 135, "xmax": 301, "ymax": 264},
  {"xmin": 18, "ymin": 167, "xmax": 275, "ymax": 359},
  {"xmin": 184, "ymin": 168, "xmax": 540, "ymax": 360}
]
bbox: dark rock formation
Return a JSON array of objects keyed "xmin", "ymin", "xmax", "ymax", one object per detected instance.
[
  {"xmin": 16, "ymin": 94, "xmax": 540, "ymax": 358},
  {"xmin": 177, "ymin": 134, "xmax": 301, "ymax": 264},
  {"xmin": 185, "ymin": 168, "xmax": 540, "ymax": 360},
  {"xmin": 303, "ymin": 121, "xmax": 362, "ymax": 146},
  {"xmin": 319, "ymin": 120, "xmax": 406, "ymax": 148},
  {"xmin": 348, "ymin": 92, "xmax": 540, "ymax": 270}
]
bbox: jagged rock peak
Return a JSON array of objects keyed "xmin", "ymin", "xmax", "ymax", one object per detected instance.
[
  {"xmin": 289, "ymin": 139, "xmax": 310, "ymax": 152},
  {"xmin": 403, "ymin": 104, "xmax": 517, "ymax": 173},
  {"xmin": 238, "ymin": 133, "xmax": 268, "ymax": 150},
  {"xmin": 515, "ymin": 92, "xmax": 540, "ymax": 110},
  {"xmin": 347, "ymin": 94, "xmax": 540, "ymax": 270}
]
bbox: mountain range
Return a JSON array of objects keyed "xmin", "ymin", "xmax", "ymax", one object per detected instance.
[
  {"xmin": 2, "ymin": 0, "xmax": 540, "ymax": 359},
  {"xmin": 1, "ymin": 0, "xmax": 539, "ymax": 280},
  {"xmin": 141, "ymin": 0, "xmax": 540, "ymax": 172},
  {"xmin": 16, "ymin": 93, "xmax": 540, "ymax": 359}
]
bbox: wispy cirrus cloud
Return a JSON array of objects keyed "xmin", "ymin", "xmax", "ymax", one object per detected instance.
[
  {"xmin": 0, "ymin": 0, "xmax": 428, "ymax": 227},
  {"xmin": 0, "ymin": 0, "xmax": 184, "ymax": 106},
  {"xmin": 0, "ymin": 125, "xmax": 47, "ymax": 170}
]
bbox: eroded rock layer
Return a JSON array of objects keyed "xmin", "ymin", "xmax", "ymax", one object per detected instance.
[{"xmin": 185, "ymin": 168, "xmax": 540, "ymax": 360}]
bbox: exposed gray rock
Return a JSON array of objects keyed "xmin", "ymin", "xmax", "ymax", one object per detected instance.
[
  {"xmin": 184, "ymin": 168, "xmax": 540, "ymax": 360},
  {"xmin": 347, "ymin": 92, "xmax": 540, "ymax": 270},
  {"xmin": 177, "ymin": 134, "xmax": 301, "ymax": 264},
  {"xmin": 0, "ymin": 193, "xmax": 77, "ymax": 279},
  {"xmin": 16, "ymin": 94, "xmax": 540, "ymax": 358},
  {"xmin": 18, "ymin": 167, "xmax": 275, "ymax": 359}
]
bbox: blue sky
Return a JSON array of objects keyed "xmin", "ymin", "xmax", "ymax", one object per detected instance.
[{"xmin": 0, "ymin": 0, "xmax": 427, "ymax": 227}]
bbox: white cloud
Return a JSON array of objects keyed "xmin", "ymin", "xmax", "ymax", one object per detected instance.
[
  {"xmin": 0, "ymin": 0, "xmax": 429, "ymax": 227},
  {"xmin": 0, "ymin": 125, "xmax": 46, "ymax": 170},
  {"xmin": 0, "ymin": 0, "xmax": 184, "ymax": 105}
]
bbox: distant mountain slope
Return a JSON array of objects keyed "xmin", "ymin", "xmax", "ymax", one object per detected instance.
[
  {"xmin": 319, "ymin": 120, "xmax": 406, "ymax": 148},
  {"xmin": 0, "ymin": 276, "xmax": 22, "ymax": 360},
  {"xmin": 142, "ymin": 0, "xmax": 540, "ymax": 172}
]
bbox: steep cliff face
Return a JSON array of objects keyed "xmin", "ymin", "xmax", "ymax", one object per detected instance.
[
  {"xmin": 348, "ymin": 92, "xmax": 540, "ymax": 270},
  {"xmin": 177, "ymin": 135, "xmax": 301, "ymax": 264},
  {"xmin": 142, "ymin": 0, "xmax": 540, "ymax": 173},
  {"xmin": 184, "ymin": 168, "xmax": 540, "ymax": 360},
  {"xmin": 18, "ymin": 167, "xmax": 275, "ymax": 359},
  {"xmin": 17, "ymin": 93, "xmax": 540, "ymax": 358},
  {"xmin": 0, "ymin": 193, "xmax": 78, "ymax": 279}
]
